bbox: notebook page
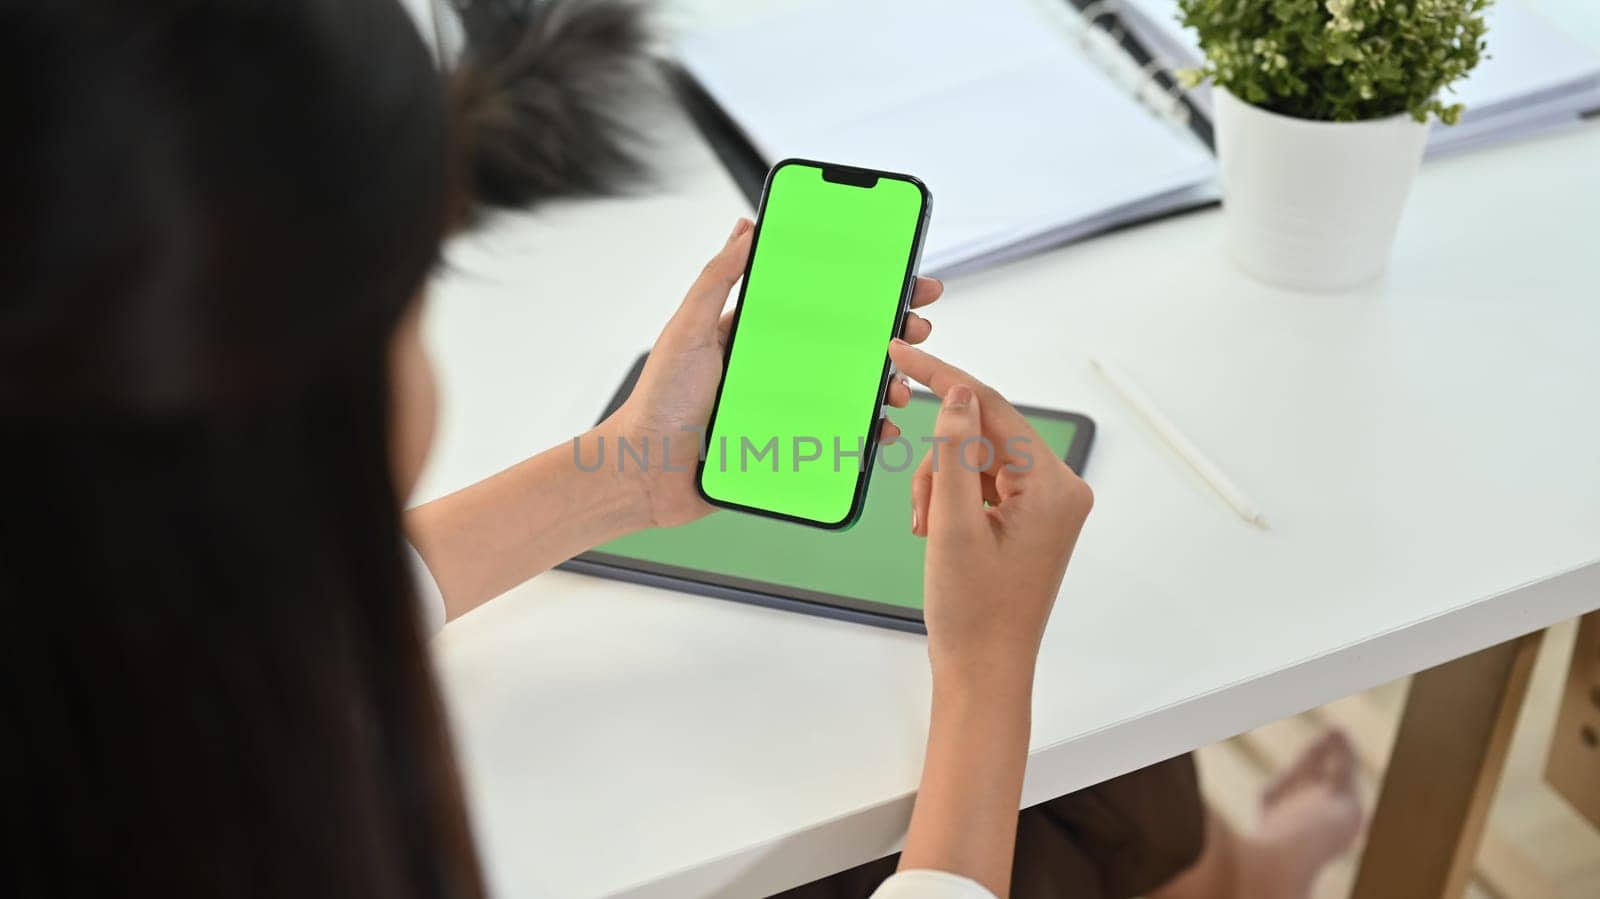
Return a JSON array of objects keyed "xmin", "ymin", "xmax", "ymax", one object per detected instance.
[{"xmin": 680, "ymin": 0, "xmax": 1076, "ymax": 159}]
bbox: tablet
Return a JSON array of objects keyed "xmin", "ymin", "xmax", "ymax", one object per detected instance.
[{"xmin": 559, "ymin": 355, "xmax": 1095, "ymax": 632}]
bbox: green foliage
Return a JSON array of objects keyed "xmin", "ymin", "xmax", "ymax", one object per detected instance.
[{"xmin": 1176, "ymin": 0, "xmax": 1491, "ymax": 123}]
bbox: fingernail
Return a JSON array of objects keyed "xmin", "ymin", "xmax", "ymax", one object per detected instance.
[
  {"xmin": 911, "ymin": 508, "xmax": 919, "ymax": 532},
  {"xmin": 947, "ymin": 384, "xmax": 973, "ymax": 408},
  {"xmin": 933, "ymin": 278, "xmax": 945, "ymax": 290},
  {"xmin": 730, "ymin": 218, "xmax": 751, "ymax": 240},
  {"xmin": 891, "ymin": 337, "xmax": 908, "ymax": 347}
]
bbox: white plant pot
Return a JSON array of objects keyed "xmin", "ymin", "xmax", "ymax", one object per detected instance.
[{"xmin": 1214, "ymin": 88, "xmax": 1429, "ymax": 291}]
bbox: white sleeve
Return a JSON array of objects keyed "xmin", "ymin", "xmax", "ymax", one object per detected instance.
[
  {"xmin": 406, "ymin": 543, "xmax": 448, "ymax": 637},
  {"xmin": 869, "ymin": 870, "xmax": 997, "ymax": 899}
]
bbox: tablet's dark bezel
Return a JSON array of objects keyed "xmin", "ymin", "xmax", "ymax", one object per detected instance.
[{"xmin": 557, "ymin": 353, "xmax": 1096, "ymax": 633}]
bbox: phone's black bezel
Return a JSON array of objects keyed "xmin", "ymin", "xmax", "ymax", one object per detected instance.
[
  {"xmin": 559, "ymin": 353, "xmax": 1097, "ymax": 633},
  {"xmin": 694, "ymin": 158, "xmax": 934, "ymax": 530}
]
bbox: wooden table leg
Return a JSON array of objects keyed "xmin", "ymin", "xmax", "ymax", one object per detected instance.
[
  {"xmin": 1351, "ymin": 631, "xmax": 1543, "ymax": 899},
  {"xmin": 1546, "ymin": 611, "xmax": 1600, "ymax": 831}
]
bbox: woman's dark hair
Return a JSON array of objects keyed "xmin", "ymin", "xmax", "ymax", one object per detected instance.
[{"xmin": 0, "ymin": 0, "xmax": 647, "ymax": 895}]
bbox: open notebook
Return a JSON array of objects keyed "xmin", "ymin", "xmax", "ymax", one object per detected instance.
[
  {"xmin": 678, "ymin": 0, "xmax": 1217, "ymax": 276},
  {"xmin": 1116, "ymin": 0, "xmax": 1600, "ymax": 157},
  {"xmin": 680, "ymin": 0, "xmax": 1599, "ymax": 275}
]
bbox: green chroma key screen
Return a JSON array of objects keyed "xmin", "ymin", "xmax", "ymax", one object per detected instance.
[
  {"xmin": 579, "ymin": 387, "xmax": 1087, "ymax": 625},
  {"xmin": 699, "ymin": 160, "xmax": 928, "ymax": 527}
]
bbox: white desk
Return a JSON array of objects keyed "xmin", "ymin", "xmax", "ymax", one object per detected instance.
[{"xmin": 419, "ymin": 8, "xmax": 1600, "ymax": 896}]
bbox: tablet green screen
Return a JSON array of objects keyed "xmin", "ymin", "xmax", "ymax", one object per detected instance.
[
  {"xmin": 592, "ymin": 395, "xmax": 1081, "ymax": 613},
  {"xmin": 699, "ymin": 161, "xmax": 926, "ymax": 527}
]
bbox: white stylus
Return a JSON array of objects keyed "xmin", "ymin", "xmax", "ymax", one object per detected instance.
[{"xmin": 1090, "ymin": 356, "xmax": 1270, "ymax": 531}]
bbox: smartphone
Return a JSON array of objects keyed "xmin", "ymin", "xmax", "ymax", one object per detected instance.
[{"xmin": 697, "ymin": 158, "xmax": 931, "ymax": 529}]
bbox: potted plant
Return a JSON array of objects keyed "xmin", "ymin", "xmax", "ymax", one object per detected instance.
[{"xmin": 1177, "ymin": 0, "xmax": 1490, "ymax": 290}]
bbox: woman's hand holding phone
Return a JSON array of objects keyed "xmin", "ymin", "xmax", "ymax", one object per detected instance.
[
  {"xmin": 409, "ymin": 220, "xmax": 941, "ymax": 618},
  {"xmin": 604, "ymin": 218, "xmax": 944, "ymax": 528},
  {"xmin": 888, "ymin": 339, "xmax": 1093, "ymax": 896}
]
